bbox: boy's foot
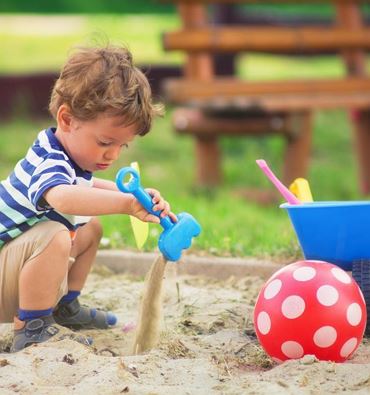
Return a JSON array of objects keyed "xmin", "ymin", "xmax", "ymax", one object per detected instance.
[
  {"xmin": 53, "ymin": 298, "xmax": 117, "ymax": 330},
  {"xmin": 11, "ymin": 315, "xmax": 92, "ymax": 352}
]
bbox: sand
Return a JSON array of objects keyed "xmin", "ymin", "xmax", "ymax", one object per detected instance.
[
  {"xmin": 1, "ymin": 262, "xmax": 370, "ymax": 395},
  {"xmin": 133, "ymin": 255, "xmax": 167, "ymax": 354}
]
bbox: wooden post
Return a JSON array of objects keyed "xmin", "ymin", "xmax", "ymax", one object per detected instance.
[
  {"xmin": 179, "ymin": 3, "xmax": 221, "ymax": 185},
  {"xmin": 283, "ymin": 112, "xmax": 313, "ymax": 186},
  {"xmin": 336, "ymin": 3, "xmax": 370, "ymax": 195},
  {"xmin": 212, "ymin": 4, "xmax": 237, "ymax": 76},
  {"xmin": 195, "ymin": 135, "xmax": 222, "ymax": 185}
]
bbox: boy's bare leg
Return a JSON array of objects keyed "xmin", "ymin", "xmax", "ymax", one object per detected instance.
[
  {"xmin": 13, "ymin": 225, "xmax": 93, "ymax": 352},
  {"xmin": 18, "ymin": 218, "xmax": 102, "ymax": 311},
  {"xmin": 68, "ymin": 217, "xmax": 102, "ymax": 291},
  {"xmin": 53, "ymin": 217, "xmax": 116, "ymax": 329},
  {"xmin": 18, "ymin": 229, "xmax": 71, "ymax": 310}
]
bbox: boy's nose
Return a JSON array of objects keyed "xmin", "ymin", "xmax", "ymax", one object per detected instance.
[{"xmin": 104, "ymin": 146, "xmax": 121, "ymax": 161}]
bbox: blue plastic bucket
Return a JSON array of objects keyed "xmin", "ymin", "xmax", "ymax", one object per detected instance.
[{"xmin": 281, "ymin": 201, "xmax": 370, "ymax": 271}]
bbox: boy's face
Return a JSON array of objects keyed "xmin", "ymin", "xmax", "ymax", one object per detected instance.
[{"xmin": 56, "ymin": 107, "xmax": 137, "ymax": 172}]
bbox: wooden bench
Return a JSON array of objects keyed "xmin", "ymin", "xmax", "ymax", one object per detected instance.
[{"xmin": 161, "ymin": 1, "xmax": 370, "ymax": 193}]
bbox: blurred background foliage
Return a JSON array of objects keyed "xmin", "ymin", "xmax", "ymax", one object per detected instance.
[
  {"xmin": 0, "ymin": 3, "xmax": 369, "ymax": 261},
  {"xmin": 0, "ymin": 0, "xmax": 175, "ymax": 14}
]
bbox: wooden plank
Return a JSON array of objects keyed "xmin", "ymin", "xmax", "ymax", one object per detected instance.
[
  {"xmin": 172, "ymin": 107, "xmax": 290, "ymax": 136},
  {"xmin": 167, "ymin": 93, "xmax": 370, "ymax": 112},
  {"xmin": 164, "ymin": 77, "xmax": 370, "ymax": 99},
  {"xmin": 273, "ymin": 93, "xmax": 370, "ymax": 111},
  {"xmin": 178, "ymin": 92, "xmax": 370, "ymax": 112},
  {"xmin": 164, "ymin": 26, "xmax": 370, "ymax": 53}
]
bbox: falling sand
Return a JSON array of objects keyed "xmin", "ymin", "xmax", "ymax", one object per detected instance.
[{"xmin": 132, "ymin": 255, "xmax": 168, "ymax": 354}]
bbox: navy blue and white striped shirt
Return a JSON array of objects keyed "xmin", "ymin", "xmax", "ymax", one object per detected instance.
[{"xmin": 0, "ymin": 127, "xmax": 93, "ymax": 245}]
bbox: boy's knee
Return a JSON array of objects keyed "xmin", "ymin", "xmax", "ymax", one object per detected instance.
[{"xmin": 89, "ymin": 218, "xmax": 103, "ymax": 243}]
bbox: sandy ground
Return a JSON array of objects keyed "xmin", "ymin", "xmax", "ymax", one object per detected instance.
[{"xmin": 1, "ymin": 263, "xmax": 370, "ymax": 395}]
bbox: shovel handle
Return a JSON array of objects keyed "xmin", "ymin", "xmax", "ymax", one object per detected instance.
[{"xmin": 116, "ymin": 167, "xmax": 173, "ymax": 230}]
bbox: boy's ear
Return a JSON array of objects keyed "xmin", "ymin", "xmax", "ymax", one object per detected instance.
[{"xmin": 57, "ymin": 105, "xmax": 73, "ymax": 132}]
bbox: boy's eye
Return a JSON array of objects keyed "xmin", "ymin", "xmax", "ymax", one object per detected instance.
[
  {"xmin": 97, "ymin": 140, "xmax": 128, "ymax": 149},
  {"xmin": 98, "ymin": 140, "xmax": 111, "ymax": 147}
]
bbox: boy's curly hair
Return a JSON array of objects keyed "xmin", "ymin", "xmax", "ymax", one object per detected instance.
[{"xmin": 49, "ymin": 45, "xmax": 163, "ymax": 136}]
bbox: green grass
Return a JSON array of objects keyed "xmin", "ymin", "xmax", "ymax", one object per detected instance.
[
  {"xmin": 0, "ymin": 0, "xmax": 175, "ymax": 14},
  {"xmin": 241, "ymin": 4, "xmax": 370, "ymax": 18},
  {"xmin": 238, "ymin": 54, "xmax": 370, "ymax": 80},
  {"xmin": 0, "ymin": 14, "xmax": 183, "ymax": 74}
]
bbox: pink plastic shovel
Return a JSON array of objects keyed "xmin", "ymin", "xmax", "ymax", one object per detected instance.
[{"xmin": 256, "ymin": 159, "xmax": 301, "ymax": 205}]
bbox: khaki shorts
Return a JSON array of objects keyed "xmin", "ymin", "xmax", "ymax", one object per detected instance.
[{"xmin": 0, "ymin": 221, "xmax": 73, "ymax": 323}]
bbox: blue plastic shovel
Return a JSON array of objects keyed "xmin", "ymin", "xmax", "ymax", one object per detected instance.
[{"xmin": 116, "ymin": 167, "xmax": 201, "ymax": 262}]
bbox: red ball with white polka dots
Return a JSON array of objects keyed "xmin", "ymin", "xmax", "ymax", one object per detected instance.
[{"xmin": 253, "ymin": 260, "xmax": 366, "ymax": 362}]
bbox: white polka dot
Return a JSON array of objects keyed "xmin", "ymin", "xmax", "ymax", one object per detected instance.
[
  {"xmin": 257, "ymin": 311, "xmax": 271, "ymax": 335},
  {"xmin": 264, "ymin": 279, "xmax": 282, "ymax": 300},
  {"xmin": 316, "ymin": 285, "xmax": 339, "ymax": 306},
  {"xmin": 331, "ymin": 268, "xmax": 351, "ymax": 284},
  {"xmin": 313, "ymin": 326, "xmax": 337, "ymax": 348},
  {"xmin": 347, "ymin": 303, "xmax": 362, "ymax": 326},
  {"xmin": 293, "ymin": 266, "xmax": 316, "ymax": 282},
  {"xmin": 281, "ymin": 341, "xmax": 304, "ymax": 359},
  {"xmin": 281, "ymin": 295, "xmax": 305, "ymax": 319},
  {"xmin": 340, "ymin": 338, "xmax": 358, "ymax": 358}
]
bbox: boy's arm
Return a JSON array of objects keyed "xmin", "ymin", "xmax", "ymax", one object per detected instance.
[
  {"xmin": 93, "ymin": 177, "xmax": 118, "ymax": 191},
  {"xmin": 44, "ymin": 184, "xmax": 134, "ymax": 216},
  {"xmin": 43, "ymin": 184, "xmax": 171, "ymax": 223}
]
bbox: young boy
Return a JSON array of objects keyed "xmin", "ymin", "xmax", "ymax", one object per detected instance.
[{"xmin": 0, "ymin": 45, "xmax": 176, "ymax": 352}]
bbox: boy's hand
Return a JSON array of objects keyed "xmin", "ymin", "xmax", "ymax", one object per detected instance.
[{"xmin": 130, "ymin": 188, "xmax": 177, "ymax": 224}]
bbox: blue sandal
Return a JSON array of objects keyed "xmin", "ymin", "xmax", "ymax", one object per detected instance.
[
  {"xmin": 11, "ymin": 315, "xmax": 92, "ymax": 352},
  {"xmin": 53, "ymin": 298, "xmax": 117, "ymax": 330}
]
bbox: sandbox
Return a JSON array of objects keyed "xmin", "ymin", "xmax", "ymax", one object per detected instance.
[{"xmin": 1, "ymin": 251, "xmax": 370, "ymax": 395}]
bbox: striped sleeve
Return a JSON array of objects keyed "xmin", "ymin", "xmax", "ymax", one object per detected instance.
[{"xmin": 28, "ymin": 155, "xmax": 75, "ymax": 211}]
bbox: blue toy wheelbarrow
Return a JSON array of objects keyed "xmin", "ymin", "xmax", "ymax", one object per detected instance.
[{"xmin": 281, "ymin": 200, "xmax": 370, "ymax": 272}]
